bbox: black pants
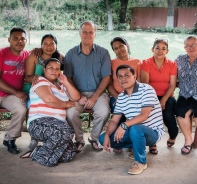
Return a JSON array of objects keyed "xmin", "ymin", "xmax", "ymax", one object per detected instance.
[{"xmin": 158, "ymin": 96, "xmax": 178, "ymax": 140}]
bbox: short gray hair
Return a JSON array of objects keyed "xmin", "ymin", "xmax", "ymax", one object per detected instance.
[
  {"xmin": 79, "ymin": 20, "xmax": 97, "ymax": 32},
  {"xmin": 184, "ymin": 35, "xmax": 197, "ymax": 44}
]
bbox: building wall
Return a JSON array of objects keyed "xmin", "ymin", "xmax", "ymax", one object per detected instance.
[{"xmin": 131, "ymin": 7, "xmax": 197, "ymax": 29}]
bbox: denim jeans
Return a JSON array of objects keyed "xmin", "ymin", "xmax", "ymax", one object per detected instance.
[
  {"xmin": 158, "ymin": 96, "xmax": 178, "ymax": 140},
  {"xmin": 99, "ymin": 124, "xmax": 159, "ymax": 164}
]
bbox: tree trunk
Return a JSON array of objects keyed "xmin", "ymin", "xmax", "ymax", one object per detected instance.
[
  {"xmin": 166, "ymin": 0, "xmax": 174, "ymax": 28},
  {"xmin": 106, "ymin": 0, "xmax": 113, "ymax": 31},
  {"xmin": 119, "ymin": 0, "xmax": 128, "ymax": 23}
]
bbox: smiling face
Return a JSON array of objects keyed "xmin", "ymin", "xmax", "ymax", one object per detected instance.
[
  {"xmin": 112, "ymin": 41, "xmax": 129, "ymax": 60},
  {"xmin": 41, "ymin": 37, "xmax": 57, "ymax": 56},
  {"xmin": 44, "ymin": 61, "xmax": 61, "ymax": 82},
  {"xmin": 184, "ymin": 37, "xmax": 197, "ymax": 58},
  {"xmin": 79, "ymin": 22, "xmax": 96, "ymax": 45},
  {"xmin": 8, "ymin": 31, "xmax": 27, "ymax": 55},
  {"xmin": 152, "ymin": 41, "xmax": 168, "ymax": 61},
  {"xmin": 117, "ymin": 68, "xmax": 136, "ymax": 90}
]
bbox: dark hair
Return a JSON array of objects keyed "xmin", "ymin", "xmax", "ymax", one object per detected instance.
[
  {"xmin": 152, "ymin": 38, "xmax": 168, "ymax": 49},
  {"xmin": 80, "ymin": 20, "xmax": 96, "ymax": 32},
  {"xmin": 41, "ymin": 34, "xmax": 60, "ymax": 59},
  {"xmin": 116, "ymin": 64, "xmax": 135, "ymax": 76},
  {"xmin": 110, "ymin": 37, "xmax": 131, "ymax": 54},
  {"xmin": 44, "ymin": 58, "xmax": 61, "ymax": 68},
  {"xmin": 10, "ymin": 27, "xmax": 26, "ymax": 37}
]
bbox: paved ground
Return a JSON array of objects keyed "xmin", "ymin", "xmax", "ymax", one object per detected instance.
[{"xmin": 0, "ymin": 131, "xmax": 197, "ymax": 184}]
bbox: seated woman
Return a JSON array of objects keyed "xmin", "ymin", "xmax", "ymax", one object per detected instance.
[
  {"xmin": 141, "ymin": 38, "xmax": 178, "ymax": 154},
  {"xmin": 107, "ymin": 37, "xmax": 141, "ymax": 153},
  {"xmin": 20, "ymin": 58, "xmax": 80, "ymax": 167},
  {"xmin": 175, "ymin": 35, "xmax": 197, "ymax": 155},
  {"xmin": 23, "ymin": 34, "xmax": 64, "ymax": 150}
]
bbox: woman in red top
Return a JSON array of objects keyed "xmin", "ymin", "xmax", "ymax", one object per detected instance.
[{"xmin": 141, "ymin": 39, "xmax": 178, "ymax": 154}]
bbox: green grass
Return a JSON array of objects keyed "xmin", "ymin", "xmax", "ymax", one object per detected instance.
[{"xmin": 1, "ymin": 30, "xmax": 187, "ymax": 60}]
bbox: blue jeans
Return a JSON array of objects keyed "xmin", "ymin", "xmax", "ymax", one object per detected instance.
[{"xmin": 99, "ymin": 124, "xmax": 159, "ymax": 164}]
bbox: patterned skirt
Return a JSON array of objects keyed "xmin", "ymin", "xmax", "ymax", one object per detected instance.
[{"xmin": 28, "ymin": 117, "xmax": 77, "ymax": 167}]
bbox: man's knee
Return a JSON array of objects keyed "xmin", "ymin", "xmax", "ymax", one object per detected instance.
[{"xmin": 94, "ymin": 106, "xmax": 110, "ymax": 119}]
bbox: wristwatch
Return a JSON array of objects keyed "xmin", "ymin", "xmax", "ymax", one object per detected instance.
[{"xmin": 121, "ymin": 122, "xmax": 128, "ymax": 130}]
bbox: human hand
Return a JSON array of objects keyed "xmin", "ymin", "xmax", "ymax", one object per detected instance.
[
  {"xmin": 32, "ymin": 75, "xmax": 39, "ymax": 84},
  {"xmin": 114, "ymin": 126, "xmax": 125, "ymax": 143},
  {"xmin": 79, "ymin": 95, "xmax": 88, "ymax": 106},
  {"xmin": 65, "ymin": 101, "xmax": 75, "ymax": 109},
  {"xmin": 160, "ymin": 97, "xmax": 167, "ymax": 110},
  {"xmin": 103, "ymin": 135, "xmax": 111, "ymax": 153},
  {"xmin": 31, "ymin": 48, "xmax": 42, "ymax": 58},
  {"xmin": 58, "ymin": 73, "xmax": 68, "ymax": 85},
  {"xmin": 15, "ymin": 90, "xmax": 28, "ymax": 102},
  {"xmin": 84, "ymin": 95, "xmax": 98, "ymax": 109}
]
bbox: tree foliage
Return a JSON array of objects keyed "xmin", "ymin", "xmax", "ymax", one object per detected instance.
[{"xmin": 176, "ymin": 0, "xmax": 197, "ymax": 7}]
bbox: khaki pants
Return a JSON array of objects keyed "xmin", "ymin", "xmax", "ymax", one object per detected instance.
[
  {"xmin": 66, "ymin": 92, "xmax": 110, "ymax": 142},
  {"xmin": 0, "ymin": 95, "xmax": 27, "ymax": 140}
]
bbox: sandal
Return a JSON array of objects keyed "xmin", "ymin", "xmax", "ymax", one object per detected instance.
[
  {"xmin": 113, "ymin": 148, "xmax": 122, "ymax": 153},
  {"xmin": 181, "ymin": 145, "xmax": 192, "ymax": 155},
  {"xmin": 167, "ymin": 139, "xmax": 175, "ymax": 147},
  {"xmin": 149, "ymin": 145, "xmax": 158, "ymax": 154},
  {"xmin": 74, "ymin": 140, "xmax": 85, "ymax": 153},
  {"xmin": 88, "ymin": 137, "xmax": 103, "ymax": 151},
  {"xmin": 20, "ymin": 148, "xmax": 36, "ymax": 159}
]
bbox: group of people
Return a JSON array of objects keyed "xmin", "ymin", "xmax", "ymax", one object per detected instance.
[{"xmin": 1, "ymin": 20, "xmax": 197, "ymax": 174}]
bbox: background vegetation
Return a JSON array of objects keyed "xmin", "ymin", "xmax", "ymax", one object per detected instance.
[{"xmin": 0, "ymin": 0, "xmax": 196, "ymax": 33}]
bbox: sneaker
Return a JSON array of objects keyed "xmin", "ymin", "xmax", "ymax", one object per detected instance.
[
  {"xmin": 29, "ymin": 140, "xmax": 38, "ymax": 150},
  {"xmin": 128, "ymin": 161, "xmax": 147, "ymax": 175}
]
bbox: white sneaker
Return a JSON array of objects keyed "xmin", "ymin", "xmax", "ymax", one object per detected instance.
[{"xmin": 128, "ymin": 161, "xmax": 147, "ymax": 175}]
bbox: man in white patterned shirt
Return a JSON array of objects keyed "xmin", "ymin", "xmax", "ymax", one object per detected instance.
[{"xmin": 99, "ymin": 65, "xmax": 165, "ymax": 175}]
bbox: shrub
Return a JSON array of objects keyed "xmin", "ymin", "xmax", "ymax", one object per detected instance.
[{"xmin": 2, "ymin": 7, "xmax": 40, "ymax": 30}]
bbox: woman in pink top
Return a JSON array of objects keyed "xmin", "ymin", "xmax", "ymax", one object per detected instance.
[
  {"xmin": 141, "ymin": 38, "xmax": 178, "ymax": 154},
  {"xmin": 107, "ymin": 37, "xmax": 141, "ymax": 153}
]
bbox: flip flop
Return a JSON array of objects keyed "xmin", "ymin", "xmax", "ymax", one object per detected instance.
[
  {"xmin": 74, "ymin": 140, "xmax": 85, "ymax": 153},
  {"xmin": 20, "ymin": 149, "xmax": 33, "ymax": 159},
  {"xmin": 113, "ymin": 148, "xmax": 122, "ymax": 153},
  {"xmin": 167, "ymin": 141, "xmax": 175, "ymax": 147},
  {"xmin": 181, "ymin": 145, "xmax": 192, "ymax": 155},
  {"xmin": 149, "ymin": 145, "xmax": 158, "ymax": 154},
  {"xmin": 88, "ymin": 137, "xmax": 103, "ymax": 151}
]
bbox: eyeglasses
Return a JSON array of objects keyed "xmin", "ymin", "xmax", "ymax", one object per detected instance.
[
  {"xmin": 46, "ymin": 67, "xmax": 60, "ymax": 72},
  {"xmin": 155, "ymin": 38, "xmax": 168, "ymax": 43},
  {"xmin": 184, "ymin": 43, "xmax": 197, "ymax": 50}
]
